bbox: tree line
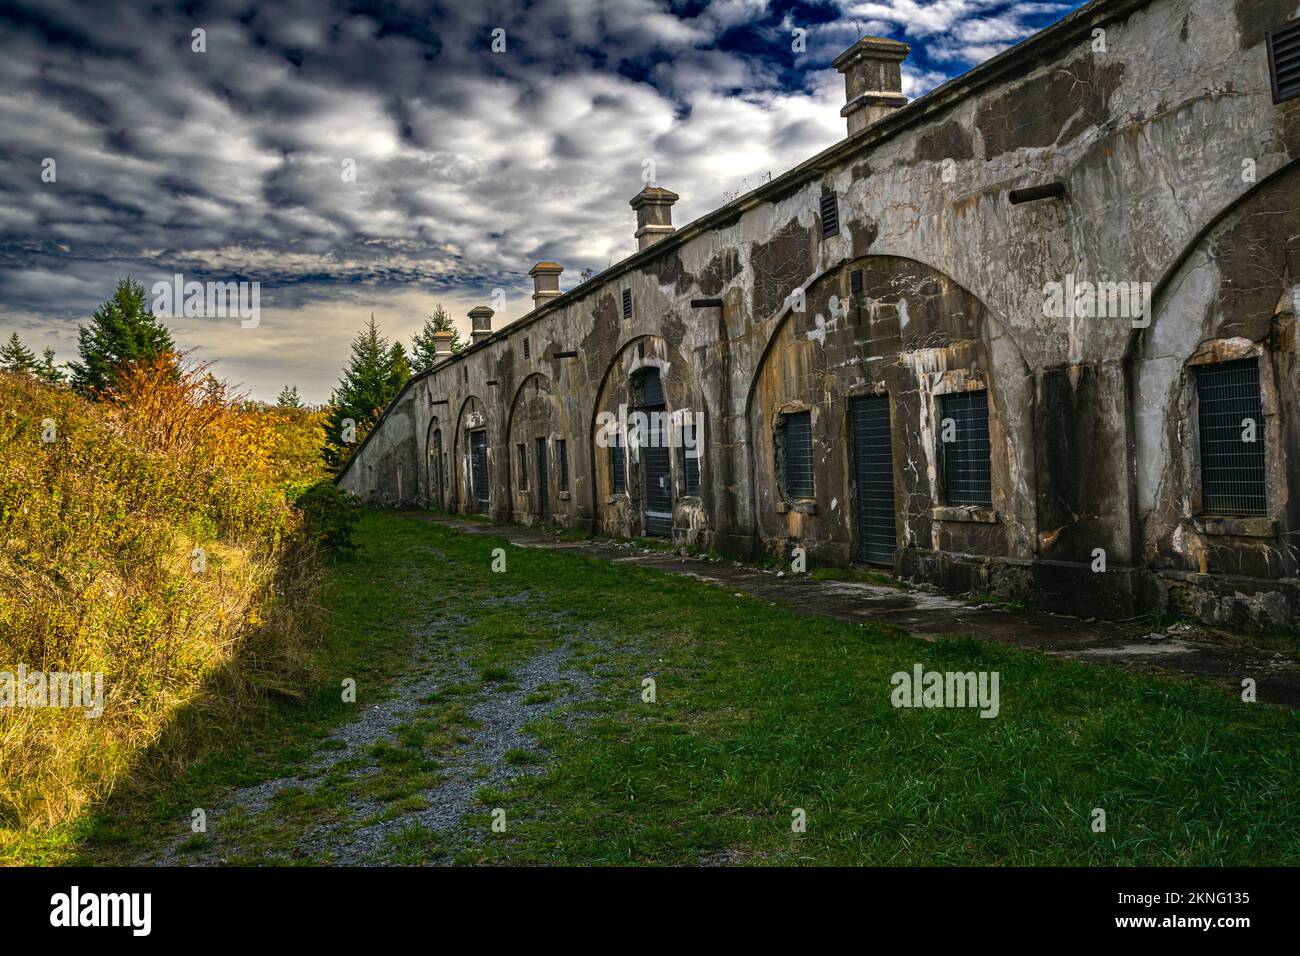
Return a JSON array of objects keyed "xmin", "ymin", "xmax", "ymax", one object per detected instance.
[{"xmin": 2, "ymin": 277, "xmax": 468, "ymax": 469}]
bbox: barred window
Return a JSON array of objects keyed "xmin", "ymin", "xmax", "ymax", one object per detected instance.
[
  {"xmin": 517, "ymin": 443, "xmax": 528, "ymax": 490},
  {"xmin": 611, "ymin": 431, "xmax": 625, "ymax": 494},
  {"xmin": 557, "ymin": 438, "xmax": 569, "ymax": 491},
  {"xmin": 679, "ymin": 418, "xmax": 700, "ymax": 497},
  {"xmin": 939, "ymin": 390, "xmax": 992, "ymax": 507},
  {"xmin": 777, "ymin": 411, "xmax": 814, "ymax": 499},
  {"xmin": 1196, "ymin": 358, "xmax": 1266, "ymax": 516}
]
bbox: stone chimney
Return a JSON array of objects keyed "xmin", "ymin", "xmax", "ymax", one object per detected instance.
[
  {"xmin": 432, "ymin": 328, "xmax": 455, "ymax": 359},
  {"xmin": 529, "ymin": 262, "xmax": 563, "ymax": 307},
  {"xmin": 833, "ymin": 36, "xmax": 910, "ymax": 136},
  {"xmin": 468, "ymin": 305, "xmax": 494, "ymax": 346},
  {"xmin": 630, "ymin": 186, "xmax": 679, "ymax": 251}
]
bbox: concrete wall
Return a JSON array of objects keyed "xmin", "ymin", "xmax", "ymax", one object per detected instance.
[{"xmin": 338, "ymin": 0, "xmax": 1300, "ymax": 628}]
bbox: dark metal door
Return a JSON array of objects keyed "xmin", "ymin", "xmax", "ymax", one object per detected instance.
[
  {"xmin": 535, "ymin": 437, "xmax": 549, "ymax": 519},
  {"xmin": 470, "ymin": 430, "xmax": 489, "ymax": 512},
  {"xmin": 431, "ymin": 429, "xmax": 444, "ymax": 508},
  {"xmin": 851, "ymin": 395, "xmax": 896, "ymax": 565},
  {"xmin": 642, "ymin": 411, "xmax": 672, "ymax": 536}
]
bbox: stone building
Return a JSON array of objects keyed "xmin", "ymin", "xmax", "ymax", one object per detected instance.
[{"xmin": 336, "ymin": 0, "xmax": 1300, "ymax": 630}]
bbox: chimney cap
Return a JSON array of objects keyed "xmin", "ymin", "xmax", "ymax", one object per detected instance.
[
  {"xmin": 528, "ymin": 261, "xmax": 564, "ymax": 277},
  {"xmin": 468, "ymin": 305, "xmax": 494, "ymax": 320},
  {"xmin": 630, "ymin": 185, "xmax": 680, "ymax": 209},
  {"xmin": 832, "ymin": 36, "xmax": 911, "ymax": 72}
]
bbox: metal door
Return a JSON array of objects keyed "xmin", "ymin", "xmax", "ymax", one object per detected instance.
[
  {"xmin": 851, "ymin": 395, "xmax": 896, "ymax": 565},
  {"xmin": 535, "ymin": 437, "xmax": 549, "ymax": 519}
]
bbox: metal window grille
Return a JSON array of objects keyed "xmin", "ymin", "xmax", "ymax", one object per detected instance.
[
  {"xmin": 523, "ymin": 336, "xmax": 530, "ymax": 359},
  {"xmin": 634, "ymin": 367, "xmax": 664, "ymax": 407},
  {"xmin": 780, "ymin": 411, "xmax": 815, "ymax": 499},
  {"xmin": 1197, "ymin": 359, "xmax": 1266, "ymax": 516},
  {"xmin": 557, "ymin": 438, "xmax": 569, "ymax": 490},
  {"xmin": 820, "ymin": 193, "xmax": 839, "ymax": 238},
  {"xmin": 679, "ymin": 420, "xmax": 700, "ymax": 497},
  {"xmin": 622, "ymin": 288, "xmax": 633, "ymax": 319},
  {"xmin": 1268, "ymin": 20, "xmax": 1300, "ymax": 103},
  {"xmin": 939, "ymin": 390, "xmax": 992, "ymax": 507},
  {"xmin": 516, "ymin": 443, "xmax": 528, "ymax": 490},
  {"xmin": 611, "ymin": 432, "xmax": 625, "ymax": 494}
]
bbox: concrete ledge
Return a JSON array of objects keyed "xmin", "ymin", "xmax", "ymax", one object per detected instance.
[
  {"xmin": 1194, "ymin": 516, "xmax": 1277, "ymax": 538},
  {"xmin": 932, "ymin": 505, "xmax": 998, "ymax": 524}
]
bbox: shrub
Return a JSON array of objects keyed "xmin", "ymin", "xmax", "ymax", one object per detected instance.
[{"xmin": 293, "ymin": 481, "xmax": 362, "ymax": 556}]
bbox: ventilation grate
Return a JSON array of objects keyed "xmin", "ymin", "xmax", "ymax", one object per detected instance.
[
  {"xmin": 622, "ymin": 288, "xmax": 633, "ymax": 319},
  {"xmin": 780, "ymin": 411, "xmax": 815, "ymax": 499},
  {"xmin": 820, "ymin": 193, "xmax": 839, "ymax": 238},
  {"xmin": 611, "ymin": 432, "xmax": 625, "ymax": 494},
  {"xmin": 523, "ymin": 336, "xmax": 530, "ymax": 359},
  {"xmin": 1197, "ymin": 358, "xmax": 1267, "ymax": 516},
  {"xmin": 939, "ymin": 390, "xmax": 992, "ymax": 507},
  {"xmin": 850, "ymin": 268, "xmax": 864, "ymax": 297},
  {"xmin": 1269, "ymin": 20, "xmax": 1300, "ymax": 103}
]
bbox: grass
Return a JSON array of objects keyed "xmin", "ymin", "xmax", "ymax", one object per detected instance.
[
  {"xmin": 68, "ymin": 511, "xmax": 1300, "ymax": 866},
  {"xmin": 0, "ymin": 363, "xmax": 328, "ymax": 864}
]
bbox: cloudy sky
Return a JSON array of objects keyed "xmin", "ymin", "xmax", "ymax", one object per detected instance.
[{"xmin": 0, "ymin": 0, "xmax": 1084, "ymax": 404}]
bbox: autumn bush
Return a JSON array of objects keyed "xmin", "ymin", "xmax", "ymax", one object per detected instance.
[{"xmin": 0, "ymin": 357, "xmax": 332, "ymax": 863}]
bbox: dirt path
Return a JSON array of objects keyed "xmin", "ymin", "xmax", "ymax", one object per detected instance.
[{"xmin": 410, "ymin": 513, "xmax": 1300, "ymax": 707}]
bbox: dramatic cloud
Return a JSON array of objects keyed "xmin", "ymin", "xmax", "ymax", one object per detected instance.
[{"xmin": 0, "ymin": 0, "xmax": 1084, "ymax": 402}]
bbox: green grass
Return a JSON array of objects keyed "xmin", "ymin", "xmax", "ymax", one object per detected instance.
[{"xmin": 74, "ymin": 511, "xmax": 1300, "ymax": 866}]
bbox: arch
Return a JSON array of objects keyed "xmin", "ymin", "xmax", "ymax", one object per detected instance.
[
  {"xmin": 451, "ymin": 394, "xmax": 490, "ymax": 515},
  {"xmin": 424, "ymin": 415, "xmax": 446, "ymax": 510},
  {"xmin": 743, "ymin": 253, "xmax": 1012, "ymax": 566},
  {"xmin": 587, "ymin": 334, "xmax": 692, "ymax": 538},
  {"xmin": 505, "ymin": 372, "xmax": 565, "ymax": 524}
]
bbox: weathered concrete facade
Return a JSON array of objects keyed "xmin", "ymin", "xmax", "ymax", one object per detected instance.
[{"xmin": 338, "ymin": 0, "xmax": 1300, "ymax": 629}]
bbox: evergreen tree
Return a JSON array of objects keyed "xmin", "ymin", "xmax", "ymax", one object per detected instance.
[
  {"xmin": 0, "ymin": 332, "xmax": 38, "ymax": 374},
  {"xmin": 35, "ymin": 348, "xmax": 65, "ymax": 385},
  {"xmin": 323, "ymin": 315, "xmax": 410, "ymax": 467},
  {"xmin": 409, "ymin": 304, "xmax": 463, "ymax": 373},
  {"xmin": 277, "ymin": 384, "xmax": 303, "ymax": 408},
  {"xmin": 68, "ymin": 278, "xmax": 175, "ymax": 397}
]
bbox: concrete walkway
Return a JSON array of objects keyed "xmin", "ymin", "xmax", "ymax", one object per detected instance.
[{"xmin": 405, "ymin": 513, "xmax": 1300, "ymax": 707}]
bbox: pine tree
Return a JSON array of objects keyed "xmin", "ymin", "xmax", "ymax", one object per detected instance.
[
  {"xmin": 277, "ymin": 384, "xmax": 303, "ymax": 408},
  {"xmin": 409, "ymin": 304, "xmax": 463, "ymax": 373},
  {"xmin": 68, "ymin": 278, "xmax": 175, "ymax": 397},
  {"xmin": 323, "ymin": 315, "xmax": 411, "ymax": 467},
  {"xmin": 35, "ymin": 348, "xmax": 65, "ymax": 385},
  {"xmin": 0, "ymin": 333, "xmax": 38, "ymax": 374}
]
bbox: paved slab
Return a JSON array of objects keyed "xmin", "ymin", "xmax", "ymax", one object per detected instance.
[{"xmin": 403, "ymin": 513, "xmax": 1300, "ymax": 707}]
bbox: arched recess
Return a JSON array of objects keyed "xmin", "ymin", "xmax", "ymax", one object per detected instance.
[
  {"xmin": 588, "ymin": 334, "xmax": 703, "ymax": 540},
  {"xmin": 505, "ymin": 372, "xmax": 568, "ymax": 525},
  {"xmin": 451, "ymin": 394, "xmax": 490, "ymax": 515},
  {"xmin": 1133, "ymin": 160, "xmax": 1300, "ymax": 584},
  {"xmin": 745, "ymin": 254, "xmax": 1015, "ymax": 569},
  {"xmin": 425, "ymin": 415, "xmax": 447, "ymax": 510}
]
